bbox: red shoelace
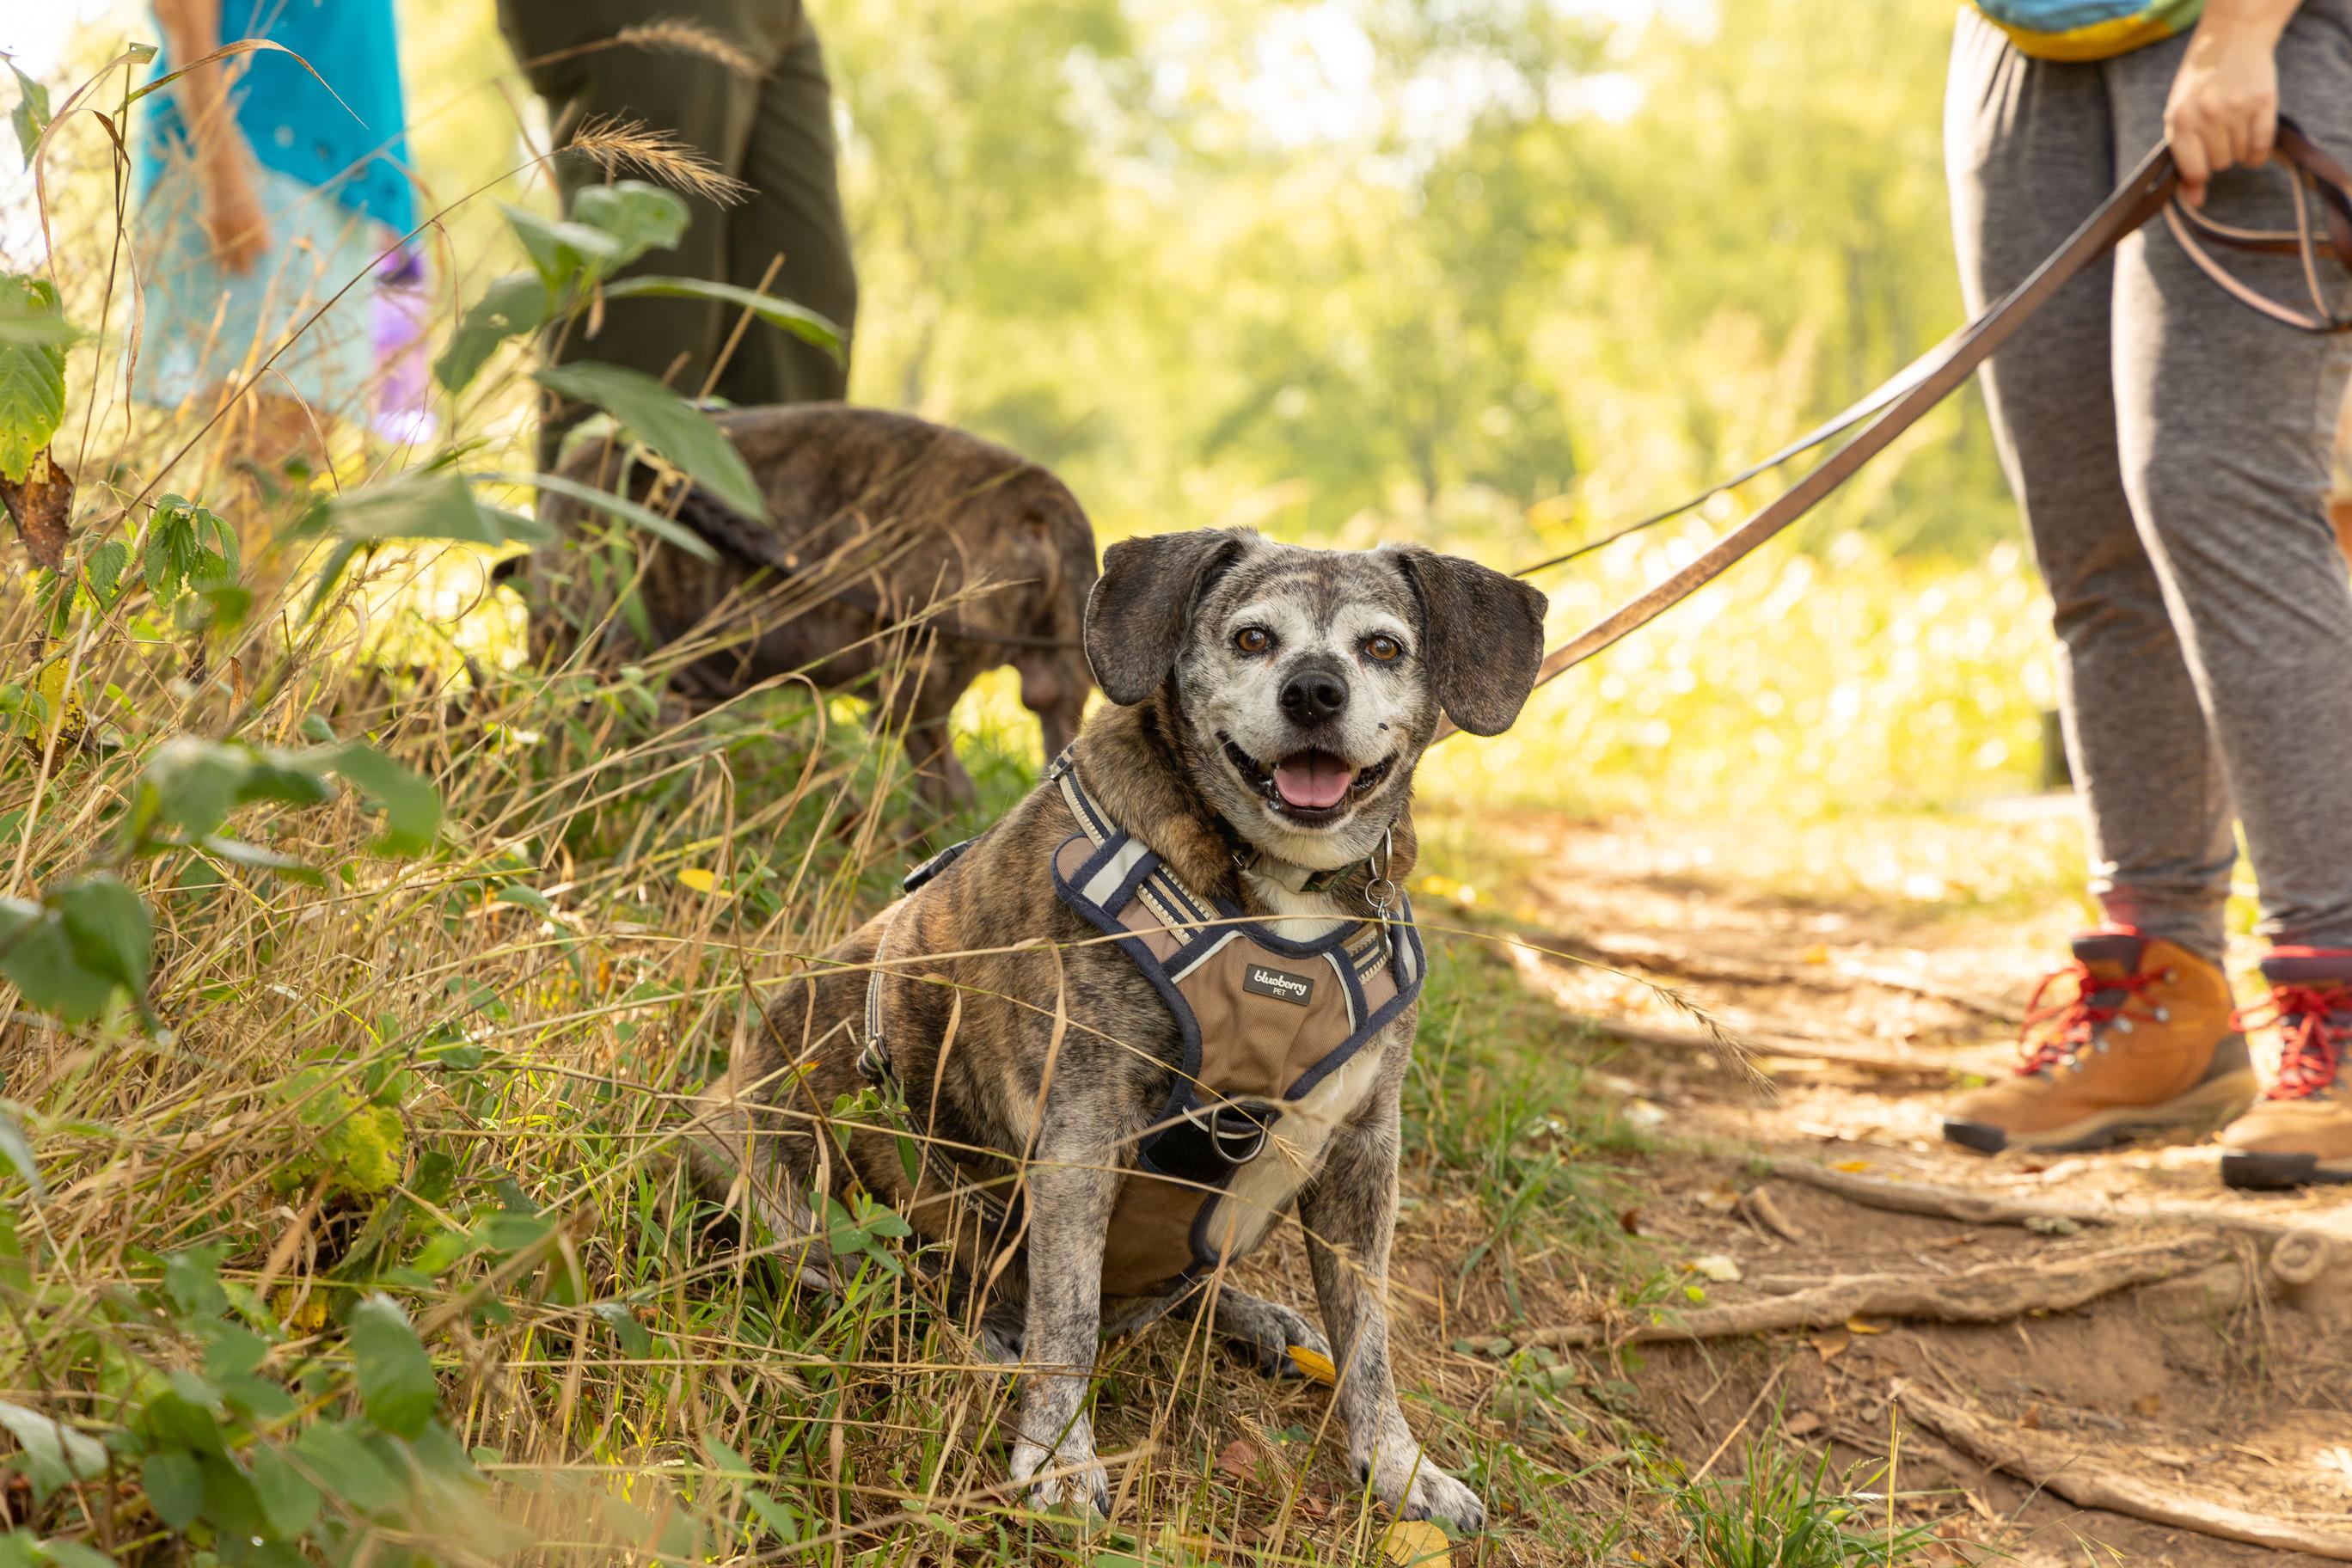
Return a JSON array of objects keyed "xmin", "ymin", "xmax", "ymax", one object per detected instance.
[
  {"xmin": 2233, "ymin": 984, "xmax": 2352, "ymax": 1100},
  {"xmin": 2016, "ymin": 960, "xmax": 2163, "ymax": 1075}
]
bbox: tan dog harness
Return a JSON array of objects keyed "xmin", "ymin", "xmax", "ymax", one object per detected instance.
[{"xmin": 861, "ymin": 755, "xmax": 1424, "ymax": 1298}]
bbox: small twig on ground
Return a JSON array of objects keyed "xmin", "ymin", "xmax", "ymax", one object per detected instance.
[
  {"xmin": 1523, "ymin": 1235, "xmax": 2232, "ymax": 1347},
  {"xmin": 1689, "ymin": 1360, "xmax": 1788, "ymax": 1484},
  {"xmin": 1895, "ymin": 1380, "xmax": 2352, "ymax": 1560}
]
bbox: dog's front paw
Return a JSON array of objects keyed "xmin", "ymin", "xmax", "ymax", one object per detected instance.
[
  {"xmin": 1010, "ymin": 1437, "xmax": 1112, "ymax": 1521},
  {"xmin": 1356, "ymin": 1446, "xmax": 1485, "ymax": 1534},
  {"xmin": 1400, "ymin": 1464, "xmax": 1484, "ymax": 1534}
]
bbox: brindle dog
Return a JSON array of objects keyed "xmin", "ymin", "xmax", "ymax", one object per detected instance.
[
  {"xmin": 507, "ymin": 403, "xmax": 1098, "ymax": 806},
  {"xmin": 690, "ymin": 528, "xmax": 1547, "ymax": 1529}
]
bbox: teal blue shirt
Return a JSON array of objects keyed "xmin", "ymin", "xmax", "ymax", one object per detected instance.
[
  {"xmin": 1969, "ymin": 0, "xmax": 2206, "ymax": 59},
  {"xmin": 138, "ymin": 0, "xmax": 414, "ymax": 236}
]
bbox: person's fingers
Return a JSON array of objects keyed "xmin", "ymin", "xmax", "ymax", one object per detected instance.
[
  {"xmin": 2174, "ymin": 126, "xmax": 2213, "ymax": 207},
  {"xmin": 2248, "ymin": 101, "xmax": 2279, "ymax": 165}
]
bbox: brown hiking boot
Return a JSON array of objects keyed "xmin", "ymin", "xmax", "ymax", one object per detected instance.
[
  {"xmin": 1942, "ymin": 930, "xmax": 2256, "ymax": 1154},
  {"xmin": 2219, "ymin": 949, "xmax": 2352, "ymax": 1190}
]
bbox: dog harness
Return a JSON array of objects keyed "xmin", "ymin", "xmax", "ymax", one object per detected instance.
[{"xmin": 860, "ymin": 755, "xmax": 1425, "ymax": 1297}]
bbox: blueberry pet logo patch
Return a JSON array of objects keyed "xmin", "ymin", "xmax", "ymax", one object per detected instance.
[{"xmin": 1244, "ymin": 965, "xmax": 1314, "ymax": 1006}]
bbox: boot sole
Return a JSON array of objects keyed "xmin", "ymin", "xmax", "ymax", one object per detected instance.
[
  {"xmin": 2219, "ymin": 1149, "xmax": 2352, "ymax": 1191},
  {"xmin": 1942, "ymin": 1068, "xmax": 2260, "ymax": 1155}
]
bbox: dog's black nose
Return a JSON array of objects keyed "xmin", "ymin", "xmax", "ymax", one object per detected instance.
[{"xmin": 1281, "ymin": 666, "xmax": 1349, "ymax": 725}]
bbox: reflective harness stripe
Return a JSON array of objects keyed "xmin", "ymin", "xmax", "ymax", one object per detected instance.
[{"xmin": 857, "ymin": 756, "xmax": 1426, "ymax": 1296}]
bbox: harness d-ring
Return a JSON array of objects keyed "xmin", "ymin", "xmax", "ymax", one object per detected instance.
[{"xmin": 1364, "ymin": 824, "xmax": 1400, "ymax": 915}]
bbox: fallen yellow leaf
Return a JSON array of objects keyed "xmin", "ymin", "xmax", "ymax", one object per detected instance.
[
  {"xmin": 1382, "ymin": 1520, "xmax": 1452, "ymax": 1566},
  {"xmin": 1287, "ymin": 1344, "xmax": 1337, "ymax": 1386},
  {"xmin": 677, "ymin": 867, "xmax": 720, "ymax": 895},
  {"xmin": 1844, "ymin": 1316, "xmax": 1887, "ymax": 1335},
  {"xmin": 1832, "ymin": 1160, "xmax": 1871, "ymax": 1173}
]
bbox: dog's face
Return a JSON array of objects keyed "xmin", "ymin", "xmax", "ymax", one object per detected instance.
[{"xmin": 1084, "ymin": 530, "xmax": 1550, "ymax": 869}]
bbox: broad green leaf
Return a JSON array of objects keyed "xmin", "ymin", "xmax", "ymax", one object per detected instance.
[
  {"xmin": 0, "ymin": 1106, "xmax": 41, "ymax": 1199},
  {"xmin": 9, "ymin": 64, "xmax": 51, "ymax": 168},
  {"xmin": 197, "ymin": 1454, "xmax": 262, "ymax": 1549},
  {"xmin": 602, "ymin": 276, "xmax": 842, "ymax": 358},
  {"xmin": 139, "ymin": 1449, "xmax": 203, "ymax": 1528},
  {"xmin": 327, "ymin": 744, "xmax": 440, "ymax": 856},
  {"xmin": 531, "ymin": 362, "xmax": 768, "ymax": 523},
  {"xmin": 0, "ymin": 1401, "xmax": 107, "ymax": 1482},
  {"xmin": 0, "ymin": 900, "xmax": 114, "ymax": 1024},
  {"xmin": 246, "ymin": 1444, "xmax": 321, "ymax": 1536},
  {"xmin": 52, "ymin": 873, "xmax": 150, "ymax": 993},
  {"xmin": 486, "ymin": 468, "xmax": 718, "ymax": 563},
  {"xmin": 347, "ymin": 1295, "xmax": 436, "ymax": 1438},
  {"xmin": 41, "ymin": 1539, "xmax": 118, "ymax": 1568},
  {"xmin": 570, "ymin": 181, "xmax": 689, "ymax": 267},
  {"xmin": 0, "ymin": 276, "xmax": 65, "ymax": 483},
  {"xmin": 162, "ymin": 1247, "xmax": 229, "ymax": 1320},
  {"xmin": 499, "ymin": 204, "xmax": 628, "ymax": 293},
  {"xmin": 434, "ymin": 273, "xmax": 551, "ymax": 394},
  {"xmin": 82, "ymin": 540, "xmax": 127, "ymax": 608},
  {"xmin": 290, "ymin": 1420, "xmax": 403, "ymax": 1514}
]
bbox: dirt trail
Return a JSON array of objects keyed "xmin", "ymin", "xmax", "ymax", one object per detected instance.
[{"xmin": 1467, "ymin": 805, "xmax": 2352, "ymax": 1565}]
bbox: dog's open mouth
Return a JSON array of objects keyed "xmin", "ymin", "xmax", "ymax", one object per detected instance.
[{"xmin": 1221, "ymin": 736, "xmax": 1393, "ymax": 822}]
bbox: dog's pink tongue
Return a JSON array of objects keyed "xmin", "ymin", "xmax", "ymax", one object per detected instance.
[{"xmin": 1273, "ymin": 754, "xmax": 1352, "ymax": 810}]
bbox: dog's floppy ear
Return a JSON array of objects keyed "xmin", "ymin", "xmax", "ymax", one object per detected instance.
[
  {"xmin": 1389, "ymin": 547, "xmax": 1551, "ymax": 736},
  {"xmin": 1084, "ymin": 528, "xmax": 1252, "ymax": 706}
]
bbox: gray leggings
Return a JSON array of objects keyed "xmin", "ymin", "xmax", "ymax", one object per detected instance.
[{"xmin": 1947, "ymin": 3, "xmax": 2352, "ymax": 962}]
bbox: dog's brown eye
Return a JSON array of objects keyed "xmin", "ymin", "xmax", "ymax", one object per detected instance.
[
  {"xmin": 1234, "ymin": 627, "xmax": 1271, "ymax": 655},
  {"xmin": 1363, "ymin": 634, "xmax": 1403, "ymax": 663}
]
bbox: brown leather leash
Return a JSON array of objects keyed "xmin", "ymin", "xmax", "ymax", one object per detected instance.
[{"xmin": 1441, "ymin": 126, "xmax": 2352, "ymax": 744}]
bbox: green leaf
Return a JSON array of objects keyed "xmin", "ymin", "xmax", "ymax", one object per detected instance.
[
  {"xmin": 246, "ymin": 1445, "xmax": 321, "ymax": 1537},
  {"xmin": 0, "ymin": 1107, "xmax": 43, "ymax": 1200},
  {"xmin": 9, "ymin": 64, "xmax": 52, "ymax": 168},
  {"xmin": 83, "ymin": 540, "xmax": 128, "ymax": 609},
  {"xmin": 162, "ymin": 1247, "xmax": 230, "ymax": 1320},
  {"xmin": 52, "ymin": 873, "xmax": 150, "ymax": 993},
  {"xmin": 136, "ymin": 736, "xmax": 251, "ymax": 844},
  {"xmin": 327, "ymin": 744, "xmax": 440, "ymax": 857},
  {"xmin": 532, "ymin": 362, "xmax": 768, "ymax": 523},
  {"xmin": 490, "ymin": 468, "xmax": 720, "ymax": 562},
  {"xmin": 39, "ymin": 1540, "xmax": 118, "ymax": 1568},
  {"xmin": 434, "ymin": 273, "xmax": 551, "ymax": 394},
  {"xmin": 0, "ymin": 899, "xmax": 114, "ymax": 1025},
  {"xmin": 290, "ymin": 1421, "xmax": 403, "ymax": 1514},
  {"xmin": 322, "ymin": 469, "xmax": 555, "ymax": 549},
  {"xmin": 140, "ymin": 1449, "xmax": 203, "ymax": 1529},
  {"xmin": 0, "ymin": 276, "xmax": 66, "ymax": 484},
  {"xmin": 499, "ymin": 204, "xmax": 628, "ymax": 293},
  {"xmin": 570, "ymin": 181, "xmax": 689, "ymax": 267},
  {"xmin": 197, "ymin": 1454, "xmax": 261, "ymax": 1550},
  {"xmin": 492, "ymin": 884, "xmax": 551, "ymax": 915},
  {"xmin": 346, "ymin": 1295, "xmax": 436, "ymax": 1438},
  {"xmin": 601, "ymin": 276, "xmax": 842, "ymax": 358},
  {"xmin": 0, "ymin": 1402, "xmax": 107, "ymax": 1483},
  {"xmin": 588, "ymin": 1301, "xmax": 651, "ymax": 1357}
]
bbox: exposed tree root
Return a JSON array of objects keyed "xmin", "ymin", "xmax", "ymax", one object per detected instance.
[
  {"xmin": 1895, "ymin": 1380, "xmax": 2352, "ymax": 1560},
  {"xmin": 1524, "ymin": 1235, "xmax": 2232, "ymax": 1348},
  {"xmin": 1767, "ymin": 1160, "xmax": 2342, "ymax": 1249}
]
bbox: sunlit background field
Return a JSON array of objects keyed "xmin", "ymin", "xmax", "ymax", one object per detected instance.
[{"xmin": 9, "ymin": 0, "xmax": 2072, "ymax": 829}]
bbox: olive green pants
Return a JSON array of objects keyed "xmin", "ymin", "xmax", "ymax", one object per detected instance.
[{"xmin": 497, "ymin": 0, "xmax": 857, "ymax": 456}]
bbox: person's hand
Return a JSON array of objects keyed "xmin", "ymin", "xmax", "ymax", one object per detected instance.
[
  {"xmin": 2164, "ymin": 20, "xmax": 2283, "ymax": 207},
  {"xmin": 199, "ymin": 146, "xmax": 271, "ymax": 274}
]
